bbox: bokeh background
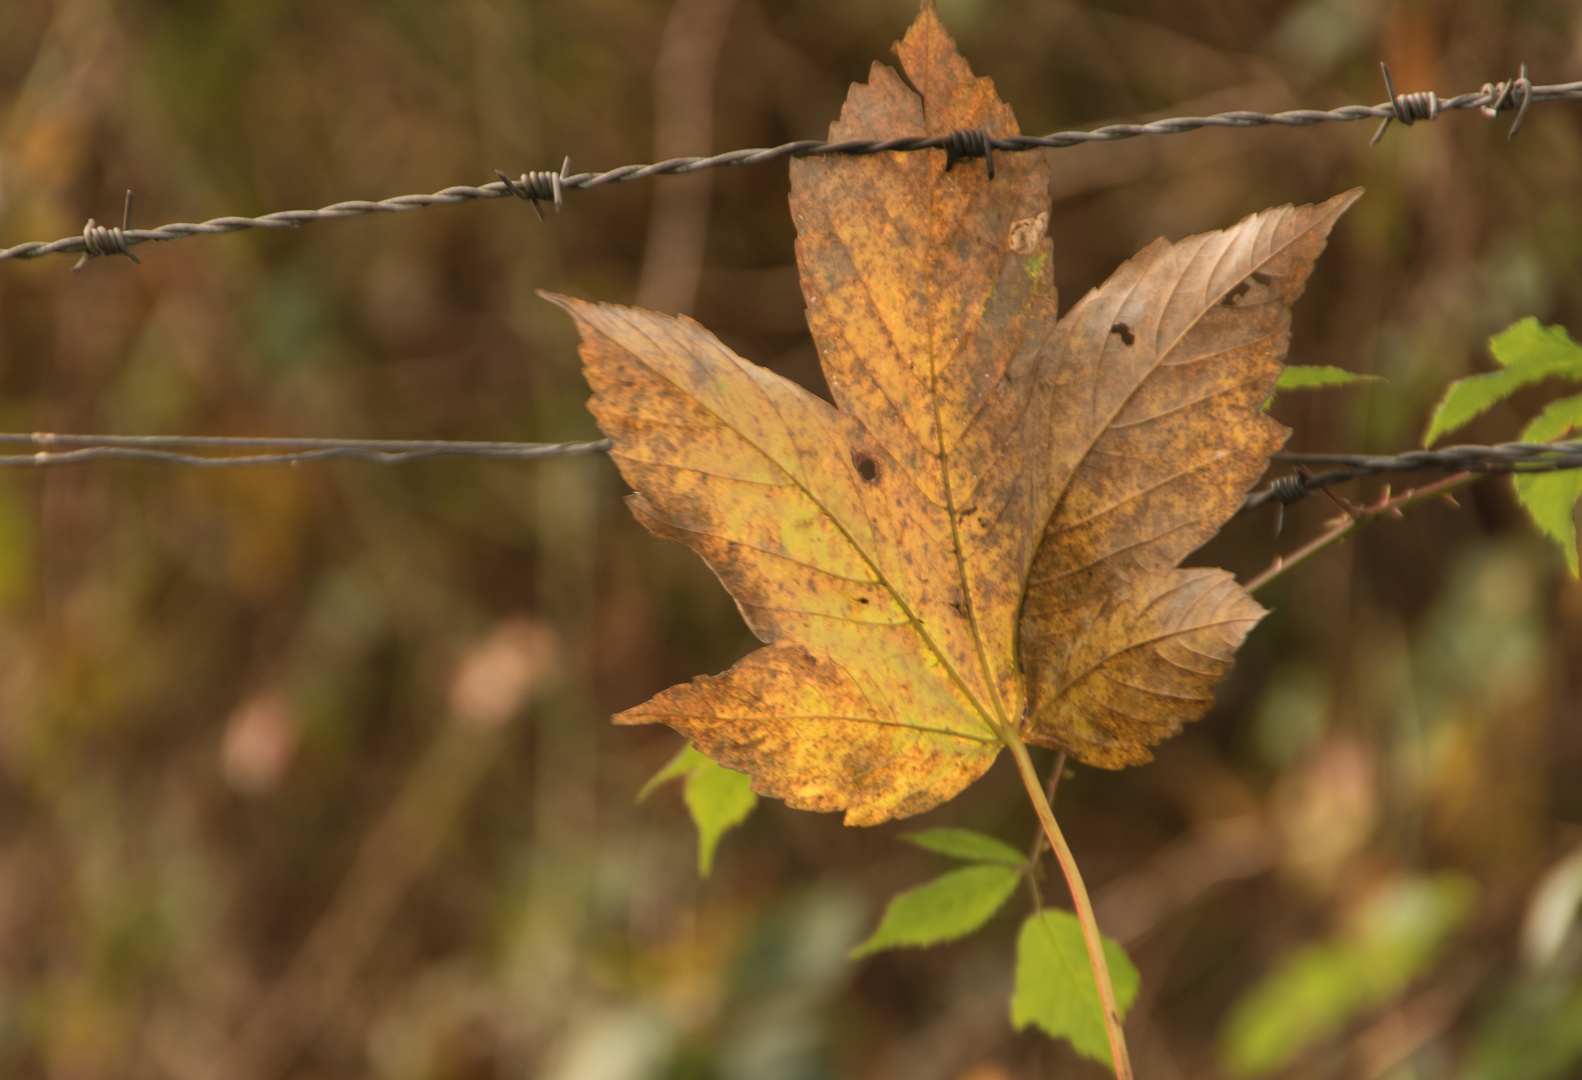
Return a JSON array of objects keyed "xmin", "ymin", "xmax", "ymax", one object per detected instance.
[{"xmin": 1, "ymin": 0, "xmax": 1581, "ymax": 1078}]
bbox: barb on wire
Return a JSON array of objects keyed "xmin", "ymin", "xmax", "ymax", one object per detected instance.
[
  {"xmin": 3, "ymin": 67, "xmax": 1576, "ymax": 269},
  {"xmin": 74, "ymin": 189, "xmax": 141, "ymax": 272},
  {"xmin": 942, "ymin": 128, "xmax": 995, "ymax": 177},
  {"xmin": 1265, "ymin": 473, "xmax": 1310, "ymax": 536},
  {"xmin": 1244, "ymin": 438, "xmax": 1582, "ymax": 513},
  {"xmin": 496, "ymin": 156, "xmax": 572, "ymax": 218},
  {"xmin": 0, "ymin": 432, "xmax": 611, "ymax": 468},
  {"xmin": 1482, "ymin": 62, "xmax": 1534, "ymax": 136},
  {"xmin": 1372, "ymin": 62, "xmax": 1441, "ymax": 144}
]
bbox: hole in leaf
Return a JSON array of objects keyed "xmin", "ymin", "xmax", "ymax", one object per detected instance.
[
  {"xmin": 853, "ymin": 452, "xmax": 879, "ymax": 482},
  {"xmin": 1110, "ymin": 322, "xmax": 1135, "ymax": 346},
  {"xmin": 1222, "ymin": 282, "xmax": 1251, "ymax": 306}
]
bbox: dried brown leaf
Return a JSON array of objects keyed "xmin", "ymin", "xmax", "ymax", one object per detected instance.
[
  {"xmin": 1020, "ymin": 193, "xmax": 1359, "ymax": 767},
  {"xmin": 545, "ymin": 4, "xmax": 1357, "ymax": 822}
]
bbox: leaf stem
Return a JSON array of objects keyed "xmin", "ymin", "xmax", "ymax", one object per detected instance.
[
  {"xmin": 1243, "ymin": 472, "xmax": 1476, "ymax": 593},
  {"xmin": 1002, "ymin": 472, "xmax": 1476, "ymax": 1078},
  {"xmin": 1023, "ymin": 751, "xmax": 1066, "ymax": 916},
  {"xmin": 1025, "ymin": 750, "xmax": 1067, "ymax": 866},
  {"xmin": 1006, "ymin": 734, "xmax": 1133, "ymax": 1080}
]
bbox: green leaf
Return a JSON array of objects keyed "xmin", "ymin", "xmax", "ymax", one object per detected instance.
[
  {"xmin": 904, "ymin": 827, "xmax": 1026, "ymax": 865},
  {"xmin": 684, "ymin": 756, "xmax": 757, "ymax": 877},
  {"xmin": 1274, "ymin": 366, "xmax": 1382, "ymax": 390},
  {"xmin": 850, "ymin": 864, "xmax": 1021, "ymax": 958},
  {"xmin": 1512, "ymin": 392, "xmax": 1582, "ymax": 577},
  {"xmin": 1490, "ymin": 317, "xmax": 1582, "ymax": 370},
  {"xmin": 636, "ymin": 743, "xmax": 758, "ymax": 877},
  {"xmin": 1012, "ymin": 910, "xmax": 1140, "ymax": 1068},
  {"xmin": 1424, "ymin": 318, "xmax": 1582, "ymax": 446},
  {"xmin": 636, "ymin": 743, "xmax": 710, "ymax": 802},
  {"xmin": 1219, "ymin": 874, "xmax": 1474, "ymax": 1078}
]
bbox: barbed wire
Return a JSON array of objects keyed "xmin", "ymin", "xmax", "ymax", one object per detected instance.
[
  {"xmin": 8, "ymin": 430, "xmax": 1582, "ymax": 512},
  {"xmin": 1, "ymin": 64, "xmax": 1573, "ymax": 269},
  {"xmin": 1245, "ymin": 440, "xmax": 1582, "ymax": 512},
  {"xmin": 0, "ymin": 432, "xmax": 611, "ymax": 468}
]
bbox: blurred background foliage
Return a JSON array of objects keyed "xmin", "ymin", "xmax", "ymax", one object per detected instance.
[{"xmin": 0, "ymin": 0, "xmax": 1580, "ymax": 1077}]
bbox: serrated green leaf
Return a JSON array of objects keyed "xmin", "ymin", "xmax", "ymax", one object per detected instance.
[
  {"xmin": 1219, "ymin": 874, "xmax": 1474, "ymax": 1078},
  {"xmin": 1490, "ymin": 317, "xmax": 1582, "ymax": 370},
  {"xmin": 637, "ymin": 743, "xmax": 757, "ymax": 877},
  {"xmin": 1012, "ymin": 910, "xmax": 1140, "ymax": 1068},
  {"xmin": 684, "ymin": 755, "xmax": 757, "ymax": 877},
  {"xmin": 1274, "ymin": 366, "xmax": 1382, "ymax": 390},
  {"xmin": 637, "ymin": 743, "xmax": 711, "ymax": 802},
  {"xmin": 1424, "ymin": 318, "xmax": 1582, "ymax": 446},
  {"xmin": 1512, "ymin": 392, "xmax": 1582, "ymax": 577},
  {"xmin": 904, "ymin": 827, "xmax": 1026, "ymax": 865},
  {"xmin": 850, "ymin": 864, "xmax": 1021, "ymax": 958}
]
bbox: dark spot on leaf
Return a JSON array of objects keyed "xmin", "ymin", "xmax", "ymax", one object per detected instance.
[
  {"xmin": 853, "ymin": 451, "xmax": 879, "ymax": 482},
  {"xmin": 957, "ymin": 505, "xmax": 977, "ymax": 519},
  {"xmin": 1110, "ymin": 322, "xmax": 1134, "ymax": 346},
  {"xmin": 1222, "ymin": 282, "xmax": 1250, "ymax": 306},
  {"xmin": 857, "ymin": 597, "xmax": 870, "ymax": 605},
  {"xmin": 1251, "ymin": 271, "xmax": 1273, "ymax": 285}
]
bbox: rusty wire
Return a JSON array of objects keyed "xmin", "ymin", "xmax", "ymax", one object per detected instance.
[{"xmin": 0, "ymin": 65, "xmax": 1572, "ymax": 268}]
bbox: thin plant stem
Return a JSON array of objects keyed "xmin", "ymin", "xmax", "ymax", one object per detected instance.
[
  {"xmin": 998, "ymin": 471, "xmax": 1477, "ymax": 1080},
  {"xmin": 1046, "ymin": 750, "xmax": 1068, "ymax": 805},
  {"xmin": 1244, "ymin": 472, "xmax": 1476, "ymax": 593},
  {"xmin": 1026, "ymin": 750, "xmax": 1067, "ymax": 866},
  {"xmin": 1006, "ymin": 733, "xmax": 1133, "ymax": 1080},
  {"xmin": 1000, "ymin": 472, "xmax": 1475, "ymax": 1079},
  {"xmin": 1023, "ymin": 751, "xmax": 1067, "ymax": 914}
]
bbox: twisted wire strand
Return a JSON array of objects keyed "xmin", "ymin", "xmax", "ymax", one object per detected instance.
[
  {"xmin": 5, "ymin": 432, "xmax": 1582, "ymax": 492},
  {"xmin": 3, "ymin": 70, "xmax": 1574, "ymax": 267},
  {"xmin": 0, "ymin": 433, "xmax": 610, "ymax": 468},
  {"xmin": 1244, "ymin": 440, "xmax": 1582, "ymax": 511}
]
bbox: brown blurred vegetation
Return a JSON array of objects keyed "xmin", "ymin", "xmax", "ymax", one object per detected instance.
[{"xmin": 1, "ymin": 0, "xmax": 1581, "ymax": 1078}]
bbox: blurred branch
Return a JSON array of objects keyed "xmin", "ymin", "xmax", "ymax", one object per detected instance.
[
  {"xmin": 201, "ymin": 619, "xmax": 554, "ymax": 1080},
  {"xmin": 1351, "ymin": 963, "xmax": 1484, "ymax": 1079},
  {"xmin": 1243, "ymin": 473, "xmax": 1477, "ymax": 593},
  {"xmin": 202, "ymin": 724, "xmax": 505, "ymax": 1080},
  {"xmin": 634, "ymin": 0, "xmax": 737, "ymax": 316},
  {"xmin": 1092, "ymin": 817, "xmax": 1273, "ymax": 947},
  {"xmin": 3, "ymin": 69, "xmax": 1576, "ymax": 268}
]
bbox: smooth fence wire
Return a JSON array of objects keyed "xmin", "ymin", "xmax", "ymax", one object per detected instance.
[{"xmin": 1, "ymin": 67, "xmax": 1576, "ymax": 268}]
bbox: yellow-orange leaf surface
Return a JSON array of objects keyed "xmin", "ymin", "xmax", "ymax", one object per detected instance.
[{"xmin": 546, "ymin": 5, "xmax": 1357, "ymax": 824}]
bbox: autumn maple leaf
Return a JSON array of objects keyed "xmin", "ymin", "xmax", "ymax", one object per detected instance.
[{"xmin": 545, "ymin": 6, "xmax": 1356, "ymax": 826}]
